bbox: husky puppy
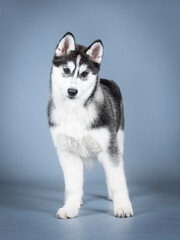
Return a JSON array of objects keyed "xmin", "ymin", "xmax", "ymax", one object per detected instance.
[{"xmin": 48, "ymin": 32, "xmax": 133, "ymax": 218}]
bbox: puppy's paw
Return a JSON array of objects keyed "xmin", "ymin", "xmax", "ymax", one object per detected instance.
[
  {"xmin": 56, "ymin": 206, "xmax": 79, "ymax": 219},
  {"xmin": 114, "ymin": 201, "xmax": 133, "ymax": 218}
]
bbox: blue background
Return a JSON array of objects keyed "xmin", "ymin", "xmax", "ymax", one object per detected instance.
[{"xmin": 0, "ymin": 0, "xmax": 180, "ymax": 239}]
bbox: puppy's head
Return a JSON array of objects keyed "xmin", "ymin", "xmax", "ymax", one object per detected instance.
[{"xmin": 51, "ymin": 32, "xmax": 103, "ymax": 102}]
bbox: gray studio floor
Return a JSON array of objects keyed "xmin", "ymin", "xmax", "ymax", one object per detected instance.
[{"xmin": 0, "ymin": 180, "xmax": 180, "ymax": 240}]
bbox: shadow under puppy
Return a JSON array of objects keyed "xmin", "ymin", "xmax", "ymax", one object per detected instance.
[{"xmin": 48, "ymin": 32, "xmax": 133, "ymax": 218}]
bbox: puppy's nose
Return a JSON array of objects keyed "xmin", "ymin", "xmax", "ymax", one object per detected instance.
[{"xmin": 67, "ymin": 88, "xmax": 78, "ymax": 97}]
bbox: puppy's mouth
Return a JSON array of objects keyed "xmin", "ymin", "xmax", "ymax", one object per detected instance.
[{"xmin": 67, "ymin": 96, "xmax": 76, "ymax": 99}]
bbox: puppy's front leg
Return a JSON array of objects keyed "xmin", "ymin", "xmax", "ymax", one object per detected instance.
[{"xmin": 56, "ymin": 150, "xmax": 83, "ymax": 219}]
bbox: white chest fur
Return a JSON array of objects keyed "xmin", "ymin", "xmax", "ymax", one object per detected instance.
[
  {"xmin": 53, "ymin": 100, "xmax": 96, "ymax": 139},
  {"xmin": 50, "ymin": 100, "xmax": 109, "ymax": 158}
]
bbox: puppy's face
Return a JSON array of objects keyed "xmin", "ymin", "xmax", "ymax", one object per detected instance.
[{"xmin": 51, "ymin": 33, "xmax": 103, "ymax": 102}]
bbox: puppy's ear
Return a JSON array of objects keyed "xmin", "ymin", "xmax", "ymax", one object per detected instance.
[
  {"xmin": 85, "ymin": 40, "xmax": 103, "ymax": 63},
  {"xmin": 55, "ymin": 32, "xmax": 76, "ymax": 56}
]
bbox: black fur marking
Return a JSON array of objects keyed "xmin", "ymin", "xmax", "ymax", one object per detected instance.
[
  {"xmin": 90, "ymin": 100, "xmax": 111, "ymax": 129},
  {"xmin": 108, "ymin": 132, "xmax": 119, "ymax": 164},
  {"xmin": 84, "ymin": 77, "xmax": 98, "ymax": 107},
  {"xmin": 49, "ymin": 67, "xmax": 53, "ymax": 92},
  {"xmin": 91, "ymin": 79, "xmax": 124, "ymax": 131},
  {"xmin": 53, "ymin": 44, "xmax": 100, "ymax": 75},
  {"xmin": 47, "ymin": 98, "xmax": 56, "ymax": 127},
  {"xmin": 79, "ymin": 53, "xmax": 100, "ymax": 74},
  {"xmin": 90, "ymin": 79, "xmax": 124, "ymax": 163},
  {"xmin": 53, "ymin": 50, "xmax": 77, "ymax": 67},
  {"xmin": 100, "ymin": 79, "xmax": 124, "ymax": 130}
]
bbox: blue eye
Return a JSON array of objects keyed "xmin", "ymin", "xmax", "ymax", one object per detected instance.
[
  {"xmin": 63, "ymin": 67, "xmax": 71, "ymax": 75},
  {"xmin": 81, "ymin": 71, "xmax": 89, "ymax": 79}
]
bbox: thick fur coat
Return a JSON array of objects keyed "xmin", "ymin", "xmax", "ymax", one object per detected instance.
[{"xmin": 48, "ymin": 32, "xmax": 133, "ymax": 218}]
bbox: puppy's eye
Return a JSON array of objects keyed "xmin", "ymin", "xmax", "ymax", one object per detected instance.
[
  {"xmin": 63, "ymin": 67, "xmax": 71, "ymax": 75},
  {"xmin": 81, "ymin": 71, "xmax": 89, "ymax": 79}
]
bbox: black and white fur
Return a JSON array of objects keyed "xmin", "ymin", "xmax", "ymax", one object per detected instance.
[{"xmin": 48, "ymin": 32, "xmax": 133, "ymax": 218}]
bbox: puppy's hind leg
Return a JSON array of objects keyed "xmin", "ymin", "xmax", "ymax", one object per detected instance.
[
  {"xmin": 99, "ymin": 151, "xmax": 133, "ymax": 218},
  {"xmin": 56, "ymin": 150, "xmax": 83, "ymax": 219},
  {"xmin": 104, "ymin": 173, "xmax": 113, "ymax": 200}
]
